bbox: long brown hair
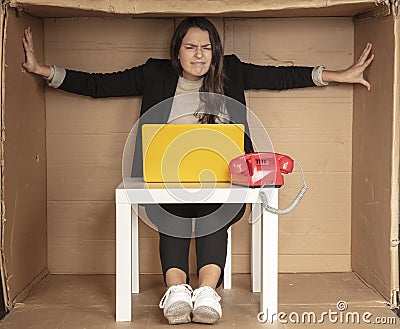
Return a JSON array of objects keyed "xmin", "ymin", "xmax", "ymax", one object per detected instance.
[{"xmin": 170, "ymin": 17, "xmax": 226, "ymax": 123}]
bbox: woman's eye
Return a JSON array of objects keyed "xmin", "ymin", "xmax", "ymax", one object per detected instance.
[{"xmin": 203, "ymin": 47, "xmax": 212, "ymax": 51}]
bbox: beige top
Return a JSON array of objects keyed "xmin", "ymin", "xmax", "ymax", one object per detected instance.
[
  {"xmin": 168, "ymin": 76, "xmax": 230, "ymax": 124},
  {"xmin": 168, "ymin": 77, "xmax": 203, "ymax": 124}
]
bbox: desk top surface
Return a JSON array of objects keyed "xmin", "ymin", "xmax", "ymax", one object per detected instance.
[
  {"xmin": 118, "ymin": 178, "xmax": 254, "ymax": 190},
  {"xmin": 116, "ymin": 178, "xmax": 275, "ymax": 204}
]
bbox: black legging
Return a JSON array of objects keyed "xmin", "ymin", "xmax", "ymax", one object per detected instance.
[{"xmin": 145, "ymin": 203, "xmax": 246, "ymax": 288}]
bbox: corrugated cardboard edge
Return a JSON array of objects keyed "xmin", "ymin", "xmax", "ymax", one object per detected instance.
[
  {"xmin": 0, "ymin": 3, "xmax": 9, "ymax": 312},
  {"xmin": 6, "ymin": 0, "xmax": 384, "ymax": 16},
  {"xmin": 391, "ymin": 14, "xmax": 400, "ymax": 309}
]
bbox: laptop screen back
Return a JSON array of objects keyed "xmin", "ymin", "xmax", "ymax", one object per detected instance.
[{"xmin": 142, "ymin": 124, "xmax": 245, "ymax": 182}]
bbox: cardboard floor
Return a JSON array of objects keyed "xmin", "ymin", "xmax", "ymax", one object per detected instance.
[{"xmin": 0, "ymin": 273, "xmax": 397, "ymax": 328}]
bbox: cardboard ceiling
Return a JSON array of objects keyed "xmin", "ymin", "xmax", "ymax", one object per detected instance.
[{"xmin": 9, "ymin": 0, "xmax": 388, "ymax": 18}]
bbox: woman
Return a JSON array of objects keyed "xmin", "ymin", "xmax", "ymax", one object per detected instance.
[{"xmin": 22, "ymin": 17, "xmax": 373, "ymax": 325}]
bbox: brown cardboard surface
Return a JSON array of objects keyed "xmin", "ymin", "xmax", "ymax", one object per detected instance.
[
  {"xmin": 226, "ymin": 17, "xmax": 354, "ymax": 271},
  {"xmin": 9, "ymin": 0, "xmax": 382, "ymax": 18},
  {"xmin": 352, "ymin": 16, "xmax": 394, "ymax": 302},
  {"xmin": 0, "ymin": 273, "xmax": 397, "ymax": 328},
  {"xmin": 391, "ymin": 18, "xmax": 400, "ymax": 305},
  {"xmin": 3, "ymin": 10, "xmax": 47, "ymax": 305},
  {"xmin": 42, "ymin": 16, "xmax": 355, "ymax": 274},
  {"xmin": 44, "ymin": 17, "xmax": 174, "ymax": 274},
  {"xmin": 1, "ymin": 0, "xmax": 398, "ymax": 316},
  {"xmin": 42, "ymin": 16, "xmax": 225, "ymax": 275}
]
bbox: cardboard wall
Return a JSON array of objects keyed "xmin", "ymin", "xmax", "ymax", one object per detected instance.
[
  {"xmin": 44, "ymin": 17, "xmax": 174, "ymax": 274},
  {"xmin": 43, "ymin": 16, "xmax": 354, "ymax": 275},
  {"xmin": 225, "ymin": 17, "xmax": 354, "ymax": 272},
  {"xmin": 3, "ymin": 10, "xmax": 47, "ymax": 303},
  {"xmin": 44, "ymin": 16, "xmax": 227, "ymax": 275},
  {"xmin": 352, "ymin": 15, "xmax": 395, "ymax": 302}
]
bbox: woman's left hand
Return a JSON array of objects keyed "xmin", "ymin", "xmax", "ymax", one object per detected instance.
[{"xmin": 322, "ymin": 42, "xmax": 374, "ymax": 91}]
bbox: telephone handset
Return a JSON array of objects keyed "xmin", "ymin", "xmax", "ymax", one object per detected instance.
[{"xmin": 229, "ymin": 152, "xmax": 307, "ymax": 215}]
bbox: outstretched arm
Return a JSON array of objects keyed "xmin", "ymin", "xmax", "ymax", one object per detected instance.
[
  {"xmin": 22, "ymin": 26, "xmax": 146, "ymax": 98},
  {"xmin": 235, "ymin": 42, "xmax": 374, "ymax": 91},
  {"xmin": 322, "ymin": 43, "xmax": 374, "ymax": 91}
]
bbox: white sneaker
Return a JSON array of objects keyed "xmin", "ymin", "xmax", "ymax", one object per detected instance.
[
  {"xmin": 159, "ymin": 284, "xmax": 193, "ymax": 324},
  {"xmin": 192, "ymin": 286, "xmax": 222, "ymax": 324}
]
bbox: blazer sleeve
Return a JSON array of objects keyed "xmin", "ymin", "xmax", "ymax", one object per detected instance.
[
  {"xmin": 231, "ymin": 55, "xmax": 316, "ymax": 90},
  {"xmin": 58, "ymin": 60, "xmax": 148, "ymax": 98}
]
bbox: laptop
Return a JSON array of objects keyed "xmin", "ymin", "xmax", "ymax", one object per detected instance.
[{"xmin": 142, "ymin": 124, "xmax": 245, "ymax": 183}]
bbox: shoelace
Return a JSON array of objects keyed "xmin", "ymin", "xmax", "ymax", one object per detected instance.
[
  {"xmin": 192, "ymin": 286, "xmax": 221, "ymax": 303},
  {"xmin": 159, "ymin": 284, "xmax": 193, "ymax": 309}
]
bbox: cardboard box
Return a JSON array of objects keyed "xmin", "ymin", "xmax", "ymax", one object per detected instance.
[{"xmin": 0, "ymin": 0, "xmax": 398, "ymax": 321}]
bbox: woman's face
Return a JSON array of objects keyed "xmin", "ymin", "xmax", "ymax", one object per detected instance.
[{"xmin": 178, "ymin": 27, "xmax": 212, "ymax": 81}]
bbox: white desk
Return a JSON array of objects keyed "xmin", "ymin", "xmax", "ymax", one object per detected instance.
[{"xmin": 115, "ymin": 178, "xmax": 278, "ymax": 322}]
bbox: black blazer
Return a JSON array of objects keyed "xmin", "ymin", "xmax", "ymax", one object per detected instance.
[{"xmin": 59, "ymin": 54, "xmax": 315, "ymax": 177}]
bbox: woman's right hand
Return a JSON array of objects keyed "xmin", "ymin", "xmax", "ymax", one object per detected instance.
[{"xmin": 22, "ymin": 26, "xmax": 50, "ymax": 78}]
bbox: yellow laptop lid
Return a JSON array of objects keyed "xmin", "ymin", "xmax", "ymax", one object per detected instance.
[{"xmin": 142, "ymin": 124, "xmax": 245, "ymax": 183}]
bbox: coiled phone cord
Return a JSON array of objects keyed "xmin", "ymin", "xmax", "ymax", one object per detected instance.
[{"xmin": 259, "ymin": 161, "xmax": 308, "ymax": 215}]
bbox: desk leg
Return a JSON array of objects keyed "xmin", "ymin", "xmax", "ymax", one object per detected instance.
[
  {"xmin": 251, "ymin": 203, "xmax": 261, "ymax": 293},
  {"xmin": 223, "ymin": 227, "xmax": 232, "ymax": 289},
  {"xmin": 132, "ymin": 204, "xmax": 139, "ymax": 293},
  {"xmin": 116, "ymin": 203, "xmax": 132, "ymax": 322},
  {"xmin": 260, "ymin": 190, "xmax": 278, "ymax": 322}
]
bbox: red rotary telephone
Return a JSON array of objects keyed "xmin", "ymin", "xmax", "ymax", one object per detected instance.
[
  {"xmin": 228, "ymin": 152, "xmax": 294, "ymax": 187},
  {"xmin": 229, "ymin": 152, "xmax": 307, "ymax": 215}
]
